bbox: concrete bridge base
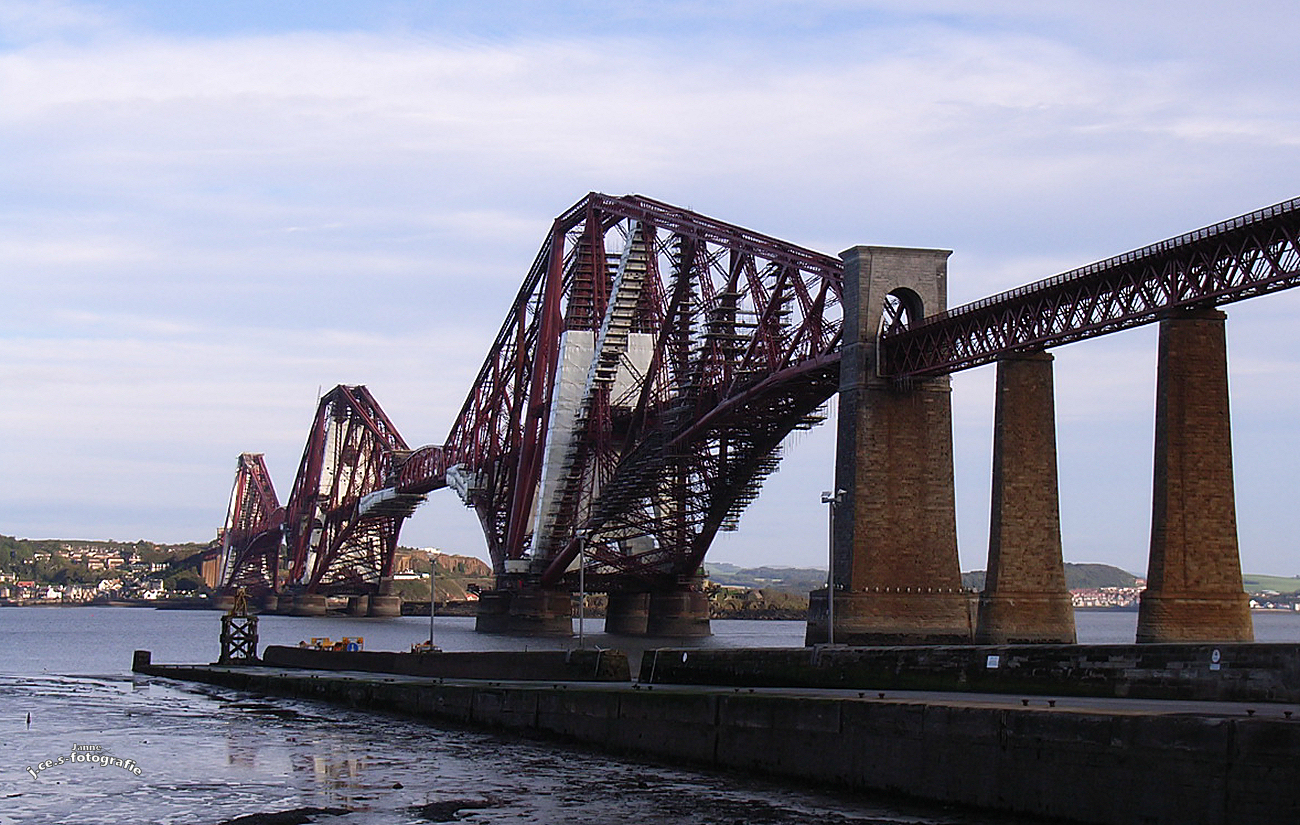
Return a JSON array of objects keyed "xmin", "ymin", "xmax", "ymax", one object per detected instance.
[
  {"xmin": 474, "ymin": 588, "xmax": 573, "ymax": 636},
  {"xmin": 646, "ymin": 588, "xmax": 712, "ymax": 638},
  {"xmin": 1137, "ymin": 309, "xmax": 1253, "ymax": 643},
  {"xmin": 289, "ymin": 593, "xmax": 328, "ymax": 616},
  {"xmin": 259, "ymin": 593, "xmax": 284, "ymax": 614},
  {"xmin": 603, "ymin": 591, "xmax": 650, "ymax": 635},
  {"xmin": 601, "ymin": 588, "xmax": 710, "ymax": 637},
  {"xmin": 976, "ymin": 352, "xmax": 1076, "ymax": 644},
  {"xmin": 345, "ymin": 595, "xmax": 370, "ymax": 616},
  {"xmin": 814, "ymin": 246, "xmax": 972, "ymax": 646},
  {"xmin": 975, "ymin": 593, "xmax": 1076, "ymax": 645},
  {"xmin": 214, "ymin": 593, "xmax": 237, "ymax": 612},
  {"xmin": 368, "ymin": 595, "xmax": 402, "ymax": 617}
]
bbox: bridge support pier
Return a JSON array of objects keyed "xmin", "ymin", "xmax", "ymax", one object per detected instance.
[
  {"xmin": 368, "ymin": 595, "xmax": 402, "ymax": 617},
  {"xmin": 290, "ymin": 594, "xmax": 328, "ymax": 616},
  {"xmin": 976, "ymin": 352, "xmax": 1076, "ymax": 644},
  {"xmin": 1137, "ymin": 309, "xmax": 1253, "ymax": 643},
  {"xmin": 259, "ymin": 593, "xmax": 283, "ymax": 614},
  {"xmin": 808, "ymin": 245, "xmax": 970, "ymax": 646},
  {"xmin": 475, "ymin": 587, "xmax": 573, "ymax": 636},
  {"xmin": 367, "ymin": 577, "xmax": 402, "ymax": 617},
  {"xmin": 346, "ymin": 595, "xmax": 370, "ymax": 616},
  {"xmin": 603, "ymin": 591, "xmax": 650, "ymax": 636},
  {"xmin": 646, "ymin": 582, "xmax": 711, "ymax": 638}
]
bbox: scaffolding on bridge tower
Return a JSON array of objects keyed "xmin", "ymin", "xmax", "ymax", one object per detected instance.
[{"xmin": 213, "ymin": 385, "xmax": 446, "ymax": 611}]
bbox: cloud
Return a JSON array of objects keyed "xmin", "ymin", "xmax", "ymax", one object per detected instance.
[{"xmin": 0, "ymin": 0, "xmax": 115, "ymax": 45}]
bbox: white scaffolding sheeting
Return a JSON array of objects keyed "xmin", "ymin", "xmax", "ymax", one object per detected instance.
[
  {"xmin": 445, "ymin": 463, "xmax": 482, "ymax": 503},
  {"xmin": 613, "ymin": 332, "xmax": 655, "ymax": 408},
  {"xmin": 530, "ymin": 329, "xmax": 594, "ymax": 555},
  {"xmin": 530, "ymin": 222, "xmax": 652, "ymax": 564}
]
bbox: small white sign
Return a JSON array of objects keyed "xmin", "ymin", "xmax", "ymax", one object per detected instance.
[{"xmin": 986, "ymin": 654, "xmax": 1001, "ymax": 669}]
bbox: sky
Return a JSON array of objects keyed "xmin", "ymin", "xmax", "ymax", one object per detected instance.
[{"xmin": 3, "ymin": 0, "xmax": 1300, "ymax": 579}]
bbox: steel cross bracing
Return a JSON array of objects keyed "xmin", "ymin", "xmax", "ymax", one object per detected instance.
[
  {"xmin": 440, "ymin": 193, "xmax": 845, "ymax": 589},
  {"xmin": 882, "ymin": 197, "xmax": 1300, "ymax": 377},
  {"xmin": 216, "ymin": 453, "xmax": 284, "ymax": 596}
]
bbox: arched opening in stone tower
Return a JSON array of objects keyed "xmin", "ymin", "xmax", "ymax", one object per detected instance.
[{"xmin": 878, "ymin": 287, "xmax": 924, "ymax": 338}]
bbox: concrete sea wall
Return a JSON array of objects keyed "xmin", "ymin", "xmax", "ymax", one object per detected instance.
[
  {"xmin": 259, "ymin": 645, "xmax": 629, "ymax": 682},
  {"xmin": 640, "ymin": 642, "xmax": 1300, "ymax": 702},
  {"xmin": 134, "ymin": 651, "xmax": 1300, "ymax": 825}
]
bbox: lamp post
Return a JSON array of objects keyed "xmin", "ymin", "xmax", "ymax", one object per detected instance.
[
  {"xmin": 427, "ymin": 548, "xmax": 439, "ymax": 650},
  {"xmin": 820, "ymin": 489, "xmax": 845, "ymax": 645},
  {"xmin": 577, "ymin": 535, "xmax": 586, "ymax": 649}
]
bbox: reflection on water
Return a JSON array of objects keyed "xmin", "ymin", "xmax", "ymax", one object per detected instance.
[
  {"xmin": 3, "ymin": 671, "xmax": 1044, "ymax": 825},
  {"xmin": 297, "ymin": 744, "xmax": 368, "ymax": 809},
  {"xmin": 4, "ymin": 606, "xmax": 1300, "ymax": 824}
]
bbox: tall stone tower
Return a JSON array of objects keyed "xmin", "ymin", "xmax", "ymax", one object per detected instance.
[{"xmin": 807, "ymin": 246, "xmax": 971, "ymax": 645}]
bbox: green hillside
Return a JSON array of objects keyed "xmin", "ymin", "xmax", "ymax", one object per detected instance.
[
  {"xmin": 1242, "ymin": 574, "xmax": 1300, "ymax": 594},
  {"xmin": 705, "ymin": 563, "xmax": 827, "ymax": 594},
  {"xmin": 963, "ymin": 563, "xmax": 1139, "ymax": 592},
  {"xmin": 709, "ymin": 561, "xmax": 1144, "ymax": 595}
]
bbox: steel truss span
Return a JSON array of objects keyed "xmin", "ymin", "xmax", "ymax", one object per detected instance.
[
  {"xmin": 280, "ymin": 385, "xmax": 424, "ymax": 595},
  {"xmin": 441, "ymin": 193, "xmax": 844, "ymax": 589},
  {"xmin": 216, "ymin": 193, "xmax": 1300, "ymax": 599},
  {"xmin": 882, "ymin": 197, "xmax": 1300, "ymax": 377}
]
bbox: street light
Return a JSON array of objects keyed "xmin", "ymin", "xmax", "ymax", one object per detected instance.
[
  {"xmin": 820, "ymin": 489, "xmax": 845, "ymax": 645},
  {"xmin": 577, "ymin": 535, "xmax": 587, "ymax": 649},
  {"xmin": 427, "ymin": 548, "xmax": 440, "ymax": 651}
]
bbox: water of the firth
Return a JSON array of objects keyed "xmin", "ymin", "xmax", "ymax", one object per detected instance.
[{"xmin": 6, "ymin": 608, "xmax": 1300, "ymax": 825}]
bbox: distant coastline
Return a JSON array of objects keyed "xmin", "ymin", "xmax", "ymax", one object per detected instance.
[{"xmin": 0, "ymin": 598, "xmax": 214, "ymax": 610}]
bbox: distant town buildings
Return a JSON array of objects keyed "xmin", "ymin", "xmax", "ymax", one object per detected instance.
[
  {"xmin": 0, "ymin": 540, "xmax": 210, "ymax": 605},
  {"xmin": 1070, "ymin": 585, "xmax": 1145, "ymax": 609},
  {"xmin": 4, "ymin": 539, "xmax": 1299, "ymax": 612}
]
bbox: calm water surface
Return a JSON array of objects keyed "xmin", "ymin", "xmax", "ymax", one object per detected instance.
[{"xmin": 5, "ymin": 607, "xmax": 1298, "ymax": 824}]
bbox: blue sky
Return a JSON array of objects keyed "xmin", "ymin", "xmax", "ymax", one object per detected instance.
[{"xmin": 3, "ymin": 0, "xmax": 1300, "ymax": 578}]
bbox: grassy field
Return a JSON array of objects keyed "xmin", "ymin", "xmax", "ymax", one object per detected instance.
[{"xmin": 1243, "ymin": 574, "xmax": 1300, "ymax": 594}]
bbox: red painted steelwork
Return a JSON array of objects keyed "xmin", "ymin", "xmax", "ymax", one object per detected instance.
[
  {"xmin": 883, "ymin": 197, "xmax": 1300, "ymax": 377},
  {"xmin": 217, "ymin": 453, "xmax": 284, "ymax": 596},
  {"xmin": 440, "ymin": 193, "xmax": 843, "ymax": 589},
  {"xmin": 394, "ymin": 444, "xmax": 447, "ymax": 494},
  {"xmin": 282, "ymin": 385, "xmax": 417, "ymax": 595}
]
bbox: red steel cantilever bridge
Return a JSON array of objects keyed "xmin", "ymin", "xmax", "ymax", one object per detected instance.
[{"xmin": 215, "ymin": 192, "xmax": 1300, "ymax": 630}]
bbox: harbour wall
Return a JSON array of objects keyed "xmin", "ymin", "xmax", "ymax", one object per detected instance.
[
  {"xmin": 133, "ymin": 651, "xmax": 1300, "ymax": 825},
  {"xmin": 640, "ymin": 642, "xmax": 1300, "ymax": 702},
  {"xmin": 258, "ymin": 645, "xmax": 630, "ymax": 682}
]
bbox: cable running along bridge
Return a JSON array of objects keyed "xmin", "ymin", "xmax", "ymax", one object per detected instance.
[{"xmin": 214, "ymin": 193, "xmax": 1300, "ymax": 641}]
